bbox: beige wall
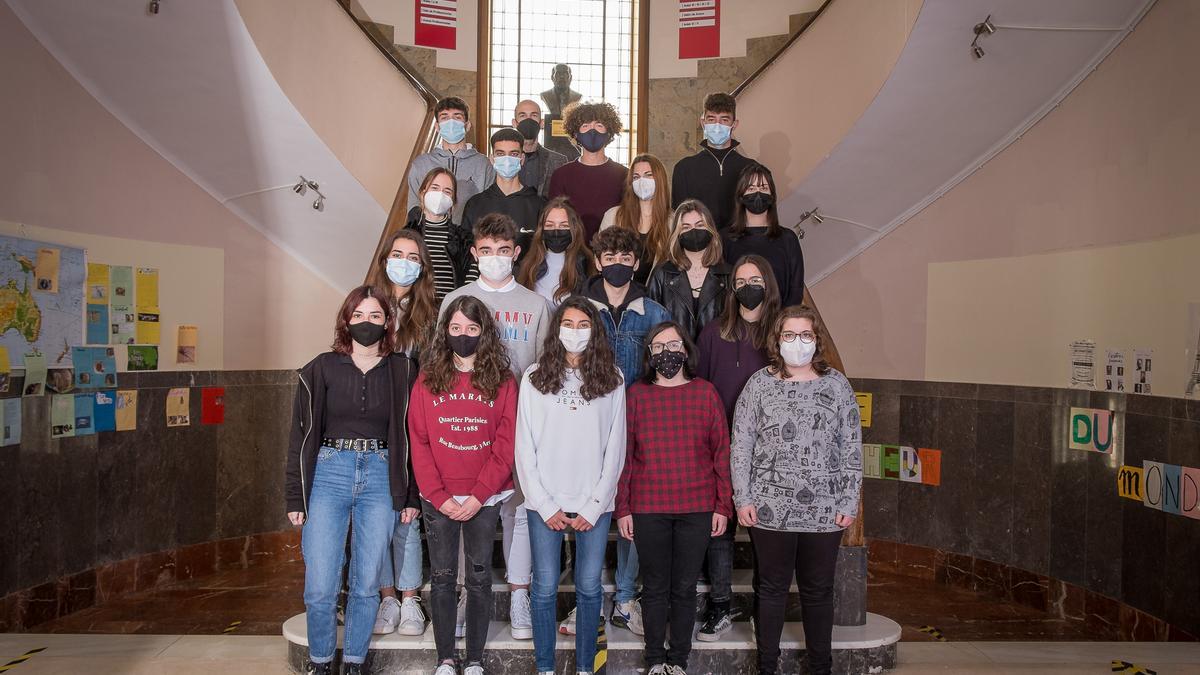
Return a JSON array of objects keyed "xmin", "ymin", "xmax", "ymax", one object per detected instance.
[
  {"xmin": 813, "ymin": 0, "xmax": 1200, "ymax": 394},
  {"xmin": 0, "ymin": 2, "xmax": 344, "ymax": 371},
  {"xmin": 358, "ymin": 0, "xmax": 478, "ymax": 72}
]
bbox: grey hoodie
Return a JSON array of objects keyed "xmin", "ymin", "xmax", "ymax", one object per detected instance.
[{"xmin": 406, "ymin": 144, "xmax": 496, "ymax": 222}]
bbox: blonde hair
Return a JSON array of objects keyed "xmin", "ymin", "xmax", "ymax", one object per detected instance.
[{"xmin": 666, "ymin": 199, "xmax": 723, "ymax": 270}]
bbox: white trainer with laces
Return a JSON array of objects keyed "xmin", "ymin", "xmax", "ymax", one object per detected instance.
[
  {"xmin": 509, "ymin": 588, "xmax": 533, "ymax": 639},
  {"xmin": 463, "ymin": 664, "xmax": 484, "ymax": 675},
  {"xmin": 433, "ymin": 663, "xmax": 456, "ymax": 675},
  {"xmin": 373, "ymin": 596, "xmax": 400, "ymax": 635},
  {"xmin": 397, "ymin": 595, "xmax": 427, "ymax": 636},
  {"xmin": 558, "ymin": 606, "xmax": 577, "ymax": 635}
]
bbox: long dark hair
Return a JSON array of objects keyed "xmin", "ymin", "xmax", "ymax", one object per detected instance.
[
  {"xmin": 516, "ymin": 197, "xmax": 593, "ymax": 303},
  {"xmin": 332, "ymin": 285, "xmax": 396, "ymax": 356},
  {"xmin": 530, "ymin": 296, "xmax": 622, "ymax": 400},
  {"xmin": 422, "ymin": 296, "xmax": 513, "ymax": 399},
  {"xmin": 372, "ymin": 229, "xmax": 437, "ymax": 353},
  {"xmin": 766, "ymin": 305, "xmax": 831, "ymax": 379},
  {"xmin": 640, "ymin": 320, "xmax": 698, "ymax": 384},
  {"xmin": 727, "ymin": 163, "xmax": 782, "ymax": 240},
  {"xmin": 719, "ymin": 254, "xmax": 781, "ymax": 350}
]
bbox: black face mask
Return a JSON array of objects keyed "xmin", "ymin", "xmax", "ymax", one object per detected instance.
[
  {"xmin": 447, "ymin": 334, "xmax": 480, "ymax": 358},
  {"xmin": 576, "ymin": 129, "xmax": 611, "ymax": 153},
  {"xmin": 650, "ymin": 349, "xmax": 687, "ymax": 379},
  {"xmin": 735, "ymin": 285, "xmax": 765, "ymax": 310},
  {"xmin": 349, "ymin": 321, "xmax": 387, "ymax": 348},
  {"xmin": 517, "ymin": 118, "xmax": 541, "ymax": 141},
  {"xmin": 543, "ymin": 230, "xmax": 572, "ymax": 254},
  {"xmin": 740, "ymin": 192, "xmax": 774, "ymax": 215},
  {"xmin": 601, "ymin": 262, "xmax": 635, "ymax": 287},
  {"xmin": 679, "ymin": 229, "xmax": 713, "ymax": 253}
]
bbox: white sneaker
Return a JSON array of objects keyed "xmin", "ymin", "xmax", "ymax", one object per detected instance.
[
  {"xmin": 433, "ymin": 663, "xmax": 456, "ymax": 675},
  {"xmin": 509, "ymin": 588, "xmax": 533, "ymax": 640},
  {"xmin": 397, "ymin": 596, "xmax": 427, "ymax": 636},
  {"xmin": 648, "ymin": 666, "xmax": 667, "ymax": 675},
  {"xmin": 373, "ymin": 596, "xmax": 401, "ymax": 634},
  {"xmin": 463, "ymin": 664, "xmax": 484, "ymax": 675},
  {"xmin": 455, "ymin": 592, "xmax": 467, "ymax": 638},
  {"xmin": 558, "ymin": 606, "xmax": 577, "ymax": 635},
  {"xmin": 612, "ymin": 599, "xmax": 644, "ymax": 636}
]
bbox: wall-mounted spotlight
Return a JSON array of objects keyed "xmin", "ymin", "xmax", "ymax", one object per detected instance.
[
  {"xmin": 795, "ymin": 207, "xmax": 823, "ymax": 239},
  {"xmin": 294, "ymin": 175, "xmax": 327, "ymax": 211},
  {"xmin": 970, "ymin": 14, "xmax": 1125, "ymax": 61},
  {"xmin": 313, "ymin": 197, "xmax": 325, "ymax": 212},
  {"xmin": 148, "ymin": 0, "xmax": 161, "ymax": 15},
  {"xmin": 971, "ymin": 14, "xmax": 994, "ymax": 59}
]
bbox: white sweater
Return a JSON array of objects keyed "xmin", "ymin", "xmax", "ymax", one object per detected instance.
[{"xmin": 515, "ymin": 364, "xmax": 627, "ymax": 525}]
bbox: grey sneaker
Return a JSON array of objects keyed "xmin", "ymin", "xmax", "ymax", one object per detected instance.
[
  {"xmin": 398, "ymin": 596, "xmax": 427, "ymax": 636},
  {"xmin": 509, "ymin": 588, "xmax": 532, "ymax": 639},
  {"xmin": 611, "ymin": 599, "xmax": 644, "ymax": 636},
  {"xmin": 373, "ymin": 596, "xmax": 400, "ymax": 635}
]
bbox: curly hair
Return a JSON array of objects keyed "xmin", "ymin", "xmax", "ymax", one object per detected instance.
[
  {"xmin": 766, "ymin": 305, "xmax": 830, "ymax": 379},
  {"xmin": 370, "ymin": 229, "xmax": 437, "ymax": 353},
  {"xmin": 590, "ymin": 226, "xmax": 642, "ymax": 262},
  {"xmin": 719, "ymin": 254, "xmax": 781, "ymax": 350},
  {"xmin": 530, "ymin": 296, "xmax": 622, "ymax": 401},
  {"xmin": 331, "ymin": 285, "xmax": 396, "ymax": 356},
  {"xmin": 516, "ymin": 197, "xmax": 593, "ymax": 303},
  {"xmin": 422, "ymin": 295, "xmax": 513, "ymax": 400},
  {"xmin": 563, "ymin": 101, "xmax": 624, "ymax": 138}
]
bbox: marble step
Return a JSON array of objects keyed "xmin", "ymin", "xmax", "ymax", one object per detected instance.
[{"xmin": 283, "ymin": 613, "xmax": 900, "ymax": 674}]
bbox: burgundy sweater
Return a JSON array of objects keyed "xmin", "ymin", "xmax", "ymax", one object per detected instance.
[
  {"xmin": 547, "ymin": 159, "xmax": 628, "ymax": 240},
  {"xmin": 408, "ymin": 371, "xmax": 517, "ymax": 508}
]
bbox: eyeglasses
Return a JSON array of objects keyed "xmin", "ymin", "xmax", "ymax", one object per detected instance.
[
  {"xmin": 732, "ymin": 278, "xmax": 765, "ymax": 290},
  {"xmin": 648, "ymin": 340, "xmax": 684, "ymax": 354},
  {"xmin": 780, "ymin": 331, "xmax": 816, "ymax": 344}
]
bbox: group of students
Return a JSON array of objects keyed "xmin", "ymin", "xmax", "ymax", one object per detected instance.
[{"xmin": 284, "ymin": 92, "xmax": 863, "ymax": 675}]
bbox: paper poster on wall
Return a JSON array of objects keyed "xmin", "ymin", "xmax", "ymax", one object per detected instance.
[
  {"xmin": 72, "ymin": 347, "xmax": 117, "ymax": 390},
  {"xmin": 917, "ymin": 449, "xmax": 941, "ymax": 486},
  {"xmin": 136, "ymin": 312, "xmax": 160, "ymax": 345},
  {"xmin": 1117, "ymin": 465, "xmax": 1143, "ymax": 501},
  {"xmin": 862, "ymin": 444, "xmax": 881, "ymax": 479},
  {"xmin": 34, "ymin": 247, "xmax": 61, "ymax": 293},
  {"xmin": 46, "ymin": 368, "xmax": 73, "ymax": 394},
  {"xmin": 93, "ymin": 390, "xmax": 116, "ymax": 432},
  {"xmin": 73, "ymin": 393, "xmax": 95, "ymax": 436},
  {"xmin": 86, "ymin": 263, "xmax": 109, "ymax": 305},
  {"xmin": 1068, "ymin": 339, "xmax": 1096, "ymax": 389},
  {"xmin": 1183, "ymin": 467, "xmax": 1200, "ymax": 520},
  {"xmin": 115, "ymin": 390, "xmax": 137, "ymax": 431},
  {"xmin": 135, "ymin": 267, "xmax": 160, "ymax": 344},
  {"xmin": 898, "ymin": 446, "xmax": 921, "ymax": 483},
  {"xmin": 1104, "ymin": 349, "xmax": 1125, "ymax": 393},
  {"xmin": 177, "ymin": 325, "xmax": 198, "ymax": 364},
  {"xmin": 86, "ymin": 304, "xmax": 109, "ymax": 345},
  {"xmin": 1133, "ymin": 348, "xmax": 1153, "ymax": 395},
  {"xmin": 50, "ymin": 394, "xmax": 74, "ymax": 437},
  {"xmin": 22, "ymin": 353, "xmax": 46, "ymax": 397},
  {"xmin": 1068, "ymin": 407, "xmax": 1116, "ymax": 453},
  {"xmin": 0, "ymin": 347, "xmax": 9, "ymax": 394},
  {"xmin": 1, "ymin": 398, "xmax": 21, "ymax": 446},
  {"xmin": 679, "ymin": 0, "xmax": 720, "ymax": 59},
  {"xmin": 110, "ymin": 265, "xmax": 135, "ymax": 345},
  {"xmin": 201, "ymin": 387, "xmax": 225, "ymax": 425},
  {"xmin": 881, "ymin": 444, "xmax": 901, "ymax": 479},
  {"xmin": 166, "ymin": 387, "xmax": 190, "ymax": 427},
  {"xmin": 0, "ymin": 236, "xmax": 85, "ymax": 367},
  {"xmin": 414, "ymin": 0, "xmax": 456, "ymax": 49},
  {"xmin": 127, "ymin": 345, "xmax": 158, "ymax": 371},
  {"xmin": 854, "ymin": 392, "xmax": 873, "ymax": 428}
]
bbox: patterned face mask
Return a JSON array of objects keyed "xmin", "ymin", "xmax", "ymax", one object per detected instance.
[{"xmin": 649, "ymin": 349, "xmax": 686, "ymax": 379}]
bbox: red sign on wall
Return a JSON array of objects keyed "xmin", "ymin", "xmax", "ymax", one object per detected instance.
[
  {"xmin": 415, "ymin": 0, "xmax": 457, "ymax": 50},
  {"xmin": 679, "ymin": 0, "xmax": 720, "ymax": 59}
]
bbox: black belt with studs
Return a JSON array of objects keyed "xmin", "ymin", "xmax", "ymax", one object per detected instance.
[{"xmin": 322, "ymin": 438, "xmax": 388, "ymax": 452}]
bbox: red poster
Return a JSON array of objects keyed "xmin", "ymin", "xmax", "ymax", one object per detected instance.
[
  {"xmin": 201, "ymin": 387, "xmax": 225, "ymax": 425},
  {"xmin": 415, "ymin": 0, "xmax": 457, "ymax": 50},
  {"xmin": 679, "ymin": 0, "xmax": 720, "ymax": 59}
]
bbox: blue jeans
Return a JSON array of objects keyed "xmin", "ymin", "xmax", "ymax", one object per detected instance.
[
  {"xmin": 302, "ymin": 447, "xmax": 394, "ymax": 664},
  {"xmin": 376, "ymin": 511, "xmax": 425, "ymax": 592},
  {"xmin": 616, "ymin": 538, "xmax": 639, "ymax": 604},
  {"xmin": 529, "ymin": 511, "xmax": 611, "ymax": 674}
]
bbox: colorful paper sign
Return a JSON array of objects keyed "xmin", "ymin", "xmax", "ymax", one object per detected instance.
[
  {"xmin": 679, "ymin": 0, "xmax": 720, "ymax": 59},
  {"xmin": 22, "ymin": 353, "xmax": 47, "ymax": 397},
  {"xmin": 110, "ymin": 265, "xmax": 135, "ymax": 345},
  {"xmin": 899, "ymin": 446, "xmax": 922, "ymax": 483},
  {"xmin": 177, "ymin": 325, "xmax": 198, "ymax": 364},
  {"xmin": 917, "ymin": 448, "xmax": 941, "ymax": 486},
  {"xmin": 854, "ymin": 392, "xmax": 872, "ymax": 428},
  {"xmin": 1068, "ymin": 407, "xmax": 1115, "ymax": 453},
  {"xmin": 86, "ymin": 304, "xmax": 110, "ymax": 345},
  {"xmin": 166, "ymin": 387, "xmax": 190, "ymax": 427},
  {"xmin": 881, "ymin": 445, "xmax": 901, "ymax": 480},
  {"xmin": 86, "ymin": 263, "xmax": 110, "ymax": 305},
  {"xmin": 94, "ymin": 390, "xmax": 116, "ymax": 432},
  {"xmin": 201, "ymin": 387, "xmax": 225, "ymax": 425},
  {"xmin": 135, "ymin": 267, "xmax": 160, "ymax": 344},
  {"xmin": 115, "ymin": 390, "xmax": 138, "ymax": 431},
  {"xmin": 51, "ymin": 394, "xmax": 74, "ymax": 438},
  {"xmin": 34, "ymin": 247, "xmax": 61, "ymax": 293},
  {"xmin": 1183, "ymin": 467, "xmax": 1200, "ymax": 521},
  {"xmin": 1, "ymin": 398, "xmax": 20, "ymax": 446},
  {"xmin": 74, "ymin": 393, "xmax": 95, "ymax": 436},
  {"xmin": 127, "ymin": 345, "xmax": 158, "ymax": 371},
  {"xmin": 1117, "ymin": 465, "xmax": 1143, "ymax": 501},
  {"xmin": 862, "ymin": 443, "xmax": 881, "ymax": 479},
  {"xmin": 72, "ymin": 347, "xmax": 117, "ymax": 390},
  {"xmin": 414, "ymin": 0, "xmax": 456, "ymax": 49}
]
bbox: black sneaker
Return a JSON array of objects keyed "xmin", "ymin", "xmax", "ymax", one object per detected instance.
[
  {"xmin": 696, "ymin": 604, "xmax": 732, "ymax": 642},
  {"xmin": 305, "ymin": 662, "xmax": 332, "ymax": 675},
  {"xmin": 343, "ymin": 664, "xmax": 366, "ymax": 675}
]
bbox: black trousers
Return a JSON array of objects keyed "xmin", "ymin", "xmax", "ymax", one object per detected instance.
[
  {"xmin": 422, "ymin": 500, "xmax": 500, "ymax": 664},
  {"xmin": 632, "ymin": 512, "xmax": 712, "ymax": 669},
  {"xmin": 750, "ymin": 527, "xmax": 843, "ymax": 675}
]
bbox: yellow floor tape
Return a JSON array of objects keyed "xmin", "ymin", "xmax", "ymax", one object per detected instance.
[
  {"xmin": 0, "ymin": 648, "xmax": 46, "ymax": 673},
  {"xmin": 917, "ymin": 625, "xmax": 947, "ymax": 642},
  {"xmin": 1111, "ymin": 660, "xmax": 1156, "ymax": 674}
]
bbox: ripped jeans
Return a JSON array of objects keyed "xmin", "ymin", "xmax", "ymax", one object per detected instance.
[{"xmin": 421, "ymin": 499, "xmax": 500, "ymax": 665}]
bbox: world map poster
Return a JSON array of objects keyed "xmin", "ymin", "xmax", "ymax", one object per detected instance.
[{"xmin": 0, "ymin": 235, "xmax": 85, "ymax": 367}]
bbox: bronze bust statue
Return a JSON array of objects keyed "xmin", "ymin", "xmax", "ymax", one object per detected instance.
[{"xmin": 540, "ymin": 64, "xmax": 583, "ymax": 118}]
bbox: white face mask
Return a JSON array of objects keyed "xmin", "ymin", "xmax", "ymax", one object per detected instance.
[
  {"xmin": 780, "ymin": 339, "xmax": 817, "ymax": 367},
  {"xmin": 559, "ymin": 327, "xmax": 591, "ymax": 353},
  {"xmin": 477, "ymin": 255, "xmax": 514, "ymax": 283},
  {"xmin": 631, "ymin": 176, "xmax": 655, "ymax": 201},
  {"xmin": 423, "ymin": 190, "xmax": 453, "ymax": 217}
]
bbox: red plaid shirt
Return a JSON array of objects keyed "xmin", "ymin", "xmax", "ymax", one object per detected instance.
[{"xmin": 615, "ymin": 378, "xmax": 733, "ymax": 519}]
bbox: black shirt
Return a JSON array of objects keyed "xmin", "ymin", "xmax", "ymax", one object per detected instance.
[{"xmin": 322, "ymin": 354, "xmax": 391, "ymax": 440}]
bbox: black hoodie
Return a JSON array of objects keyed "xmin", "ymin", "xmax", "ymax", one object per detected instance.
[{"xmin": 670, "ymin": 140, "xmax": 755, "ymax": 229}]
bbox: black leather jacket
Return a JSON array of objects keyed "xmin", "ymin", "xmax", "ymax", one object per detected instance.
[{"xmin": 645, "ymin": 260, "xmax": 731, "ymax": 341}]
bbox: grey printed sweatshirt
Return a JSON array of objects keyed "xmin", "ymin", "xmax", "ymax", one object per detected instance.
[
  {"xmin": 730, "ymin": 367, "xmax": 862, "ymax": 533},
  {"xmin": 406, "ymin": 144, "xmax": 496, "ymax": 222}
]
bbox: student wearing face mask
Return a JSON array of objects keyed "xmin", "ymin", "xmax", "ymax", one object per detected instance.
[
  {"xmin": 646, "ymin": 200, "xmax": 730, "ymax": 341},
  {"xmin": 731, "ymin": 306, "xmax": 863, "ymax": 675},
  {"xmin": 407, "ymin": 97, "xmax": 495, "ymax": 222},
  {"xmin": 516, "ymin": 197, "xmax": 593, "ymax": 306},
  {"xmin": 409, "ymin": 295, "xmax": 518, "ymax": 675},
  {"xmin": 671, "ymin": 93, "xmax": 755, "ymax": 229},
  {"xmin": 462, "ymin": 128, "xmax": 548, "ymax": 260},
  {"xmin": 439, "ymin": 213, "xmax": 552, "ymax": 642},
  {"xmin": 599, "ymin": 153, "xmax": 672, "ymax": 286},
  {"xmin": 722, "ymin": 163, "xmax": 806, "ymax": 307},
  {"xmin": 514, "ymin": 297, "xmax": 626, "ymax": 675},
  {"xmin": 513, "ymin": 99, "xmax": 568, "ymax": 196},
  {"xmin": 406, "ymin": 168, "xmax": 478, "ymax": 304},
  {"xmin": 616, "ymin": 321, "xmax": 732, "ymax": 675},
  {"xmin": 285, "ymin": 286, "xmax": 418, "ymax": 675},
  {"xmin": 548, "ymin": 102, "xmax": 629, "ymax": 240}
]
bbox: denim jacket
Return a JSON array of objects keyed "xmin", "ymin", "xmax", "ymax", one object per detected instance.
[{"xmin": 587, "ymin": 293, "xmax": 672, "ymax": 388}]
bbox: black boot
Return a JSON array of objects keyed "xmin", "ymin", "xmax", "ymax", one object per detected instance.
[
  {"xmin": 304, "ymin": 662, "xmax": 332, "ymax": 675},
  {"xmin": 343, "ymin": 663, "xmax": 367, "ymax": 675}
]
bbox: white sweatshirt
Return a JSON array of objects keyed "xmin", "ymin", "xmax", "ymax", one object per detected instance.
[{"xmin": 515, "ymin": 363, "xmax": 627, "ymax": 525}]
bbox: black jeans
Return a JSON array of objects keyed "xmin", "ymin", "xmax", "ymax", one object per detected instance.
[
  {"xmin": 632, "ymin": 512, "xmax": 711, "ymax": 669},
  {"xmin": 703, "ymin": 520, "xmax": 736, "ymax": 604},
  {"xmin": 422, "ymin": 500, "xmax": 500, "ymax": 664},
  {"xmin": 750, "ymin": 527, "xmax": 843, "ymax": 675}
]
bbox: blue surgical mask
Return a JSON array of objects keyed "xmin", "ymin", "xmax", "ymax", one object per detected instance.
[
  {"xmin": 439, "ymin": 119, "xmax": 466, "ymax": 144},
  {"xmin": 493, "ymin": 155, "xmax": 521, "ymax": 179},
  {"xmin": 386, "ymin": 258, "xmax": 421, "ymax": 287},
  {"xmin": 703, "ymin": 122, "xmax": 732, "ymax": 147}
]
